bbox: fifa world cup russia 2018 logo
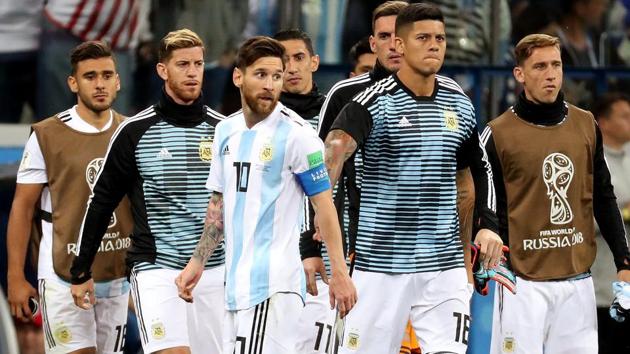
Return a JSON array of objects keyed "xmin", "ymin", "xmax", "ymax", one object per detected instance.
[
  {"xmin": 542, "ymin": 153, "xmax": 574, "ymax": 225},
  {"xmin": 86, "ymin": 158, "xmax": 117, "ymax": 228}
]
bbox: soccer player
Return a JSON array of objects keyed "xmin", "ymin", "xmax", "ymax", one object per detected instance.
[
  {"xmin": 7, "ymin": 41, "xmax": 132, "ymax": 354},
  {"xmin": 301, "ymin": 0, "xmax": 408, "ymax": 305},
  {"xmin": 485, "ymin": 33, "xmax": 630, "ymax": 354},
  {"xmin": 272, "ymin": 28, "xmax": 336, "ymax": 354},
  {"xmin": 69, "ymin": 29, "xmax": 226, "ymax": 354},
  {"xmin": 274, "ymin": 29, "xmax": 325, "ymax": 128},
  {"xmin": 348, "ymin": 37, "xmax": 376, "ymax": 77},
  {"xmin": 324, "ymin": 4, "xmax": 502, "ymax": 353},
  {"xmin": 175, "ymin": 36, "xmax": 356, "ymax": 354}
]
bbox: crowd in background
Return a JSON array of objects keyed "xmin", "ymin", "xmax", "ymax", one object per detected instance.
[{"xmin": 2, "ymin": 0, "xmax": 630, "ymax": 124}]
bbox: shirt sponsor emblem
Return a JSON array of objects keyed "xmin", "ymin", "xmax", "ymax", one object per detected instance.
[
  {"xmin": 397, "ymin": 116, "xmax": 413, "ymax": 128},
  {"xmin": 157, "ymin": 147, "xmax": 172, "ymax": 160},
  {"xmin": 199, "ymin": 138, "xmax": 212, "ymax": 162},
  {"xmin": 307, "ymin": 151, "xmax": 323, "ymax": 168},
  {"xmin": 259, "ymin": 142, "xmax": 273, "ymax": 162},
  {"xmin": 444, "ymin": 110, "xmax": 459, "ymax": 130},
  {"xmin": 222, "ymin": 145, "xmax": 230, "ymax": 156},
  {"xmin": 542, "ymin": 152, "xmax": 574, "ymax": 224}
]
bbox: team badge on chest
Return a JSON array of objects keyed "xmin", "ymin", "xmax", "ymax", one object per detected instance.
[
  {"xmin": 259, "ymin": 141, "xmax": 273, "ymax": 162},
  {"xmin": 444, "ymin": 110, "xmax": 459, "ymax": 131},
  {"xmin": 199, "ymin": 138, "xmax": 213, "ymax": 162}
]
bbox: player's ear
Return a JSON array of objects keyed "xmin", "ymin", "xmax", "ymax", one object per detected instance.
[
  {"xmin": 156, "ymin": 62, "xmax": 168, "ymax": 81},
  {"xmin": 513, "ymin": 66, "xmax": 525, "ymax": 85},
  {"xmin": 67, "ymin": 75, "xmax": 78, "ymax": 93},
  {"xmin": 395, "ymin": 37, "xmax": 404, "ymax": 55},
  {"xmin": 233, "ymin": 67, "xmax": 243, "ymax": 88},
  {"xmin": 310, "ymin": 54, "xmax": 320, "ymax": 72},
  {"xmin": 115, "ymin": 73, "xmax": 121, "ymax": 92}
]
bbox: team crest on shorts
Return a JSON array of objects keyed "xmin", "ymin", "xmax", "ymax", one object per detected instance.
[
  {"xmin": 54, "ymin": 324, "xmax": 72, "ymax": 344},
  {"xmin": 444, "ymin": 110, "xmax": 459, "ymax": 131},
  {"xmin": 259, "ymin": 142, "xmax": 273, "ymax": 162},
  {"xmin": 151, "ymin": 321, "xmax": 166, "ymax": 340},
  {"xmin": 503, "ymin": 336, "xmax": 516, "ymax": 353},
  {"xmin": 346, "ymin": 331, "xmax": 360, "ymax": 350},
  {"xmin": 199, "ymin": 138, "xmax": 213, "ymax": 162}
]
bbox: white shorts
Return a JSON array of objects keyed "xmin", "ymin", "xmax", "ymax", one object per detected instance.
[
  {"xmin": 490, "ymin": 275, "xmax": 597, "ymax": 354},
  {"xmin": 130, "ymin": 266, "xmax": 225, "ymax": 353},
  {"xmin": 224, "ymin": 292, "xmax": 304, "ymax": 354},
  {"xmin": 339, "ymin": 268, "xmax": 472, "ymax": 354},
  {"xmin": 295, "ymin": 279, "xmax": 338, "ymax": 354},
  {"xmin": 38, "ymin": 278, "xmax": 129, "ymax": 354}
]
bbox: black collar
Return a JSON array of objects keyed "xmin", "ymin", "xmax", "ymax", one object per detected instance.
[
  {"xmin": 393, "ymin": 73, "xmax": 438, "ymax": 101},
  {"xmin": 155, "ymin": 88, "xmax": 205, "ymax": 127},
  {"xmin": 513, "ymin": 91, "xmax": 567, "ymax": 126},
  {"xmin": 370, "ymin": 60, "xmax": 393, "ymax": 81}
]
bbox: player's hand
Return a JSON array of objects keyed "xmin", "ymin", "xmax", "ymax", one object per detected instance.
[
  {"xmin": 71, "ymin": 279, "xmax": 96, "ymax": 310},
  {"xmin": 474, "ymin": 229, "xmax": 503, "ymax": 269},
  {"xmin": 328, "ymin": 271, "xmax": 357, "ymax": 319},
  {"xmin": 618, "ymin": 269, "xmax": 630, "ymax": 283},
  {"xmin": 175, "ymin": 258, "xmax": 204, "ymax": 303},
  {"xmin": 7, "ymin": 274, "xmax": 38, "ymax": 322},
  {"xmin": 303, "ymin": 257, "xmax": 328, "ymax": 296}
]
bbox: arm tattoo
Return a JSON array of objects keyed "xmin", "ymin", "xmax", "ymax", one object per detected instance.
[
  {"xmin": 192, "ymin": 192, "xmax": 224, "ymax": 263},
  {"xmin": 324, "ymin": 130, "xmax": 358, "ymax": 188}
]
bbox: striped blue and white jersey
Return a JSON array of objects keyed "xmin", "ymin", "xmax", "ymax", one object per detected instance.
[
  {"xmin": 331, "ymin": 73, "xmax": 498, "ymax": 274},
  {"xmin": 71, "ymin": 93, "xmax": 226, "ymax": 283},
  {"xmin": 206, "ymin": 102, "xmax": 331, "ymax": 310}
]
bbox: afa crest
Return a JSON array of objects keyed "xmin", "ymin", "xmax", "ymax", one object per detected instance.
[
  {"xmin": 199, "ymin": 138, "xmax": 213, "ymax": 162},
  {"xmin": 54, "ymin": 324, "xmax": 72, "ymax": 344},
  {"xmin": 259, "ymin": 143, "xmax": 273, "ymax": 162},
  {"xmin": 503, "ymin": 336, "xmax": 516, "ymax": 353},
  {"xmin": 444, "ymin": 110, "xmax": 459, "ymax": 131},
  {"xmin": 151, "ymin": 322, "xmax": 166, "ymax": 340},
  {"xmin": 346, "ymin": 331, "xmax": 360, "ymax": 350}
]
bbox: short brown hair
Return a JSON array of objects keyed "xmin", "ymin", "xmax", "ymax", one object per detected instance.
[
  {"xmin": 514, "ymin": 34, "xmax": 561, "ymax": 66},
  {"xmin": 372, "ymin": 1, "xmax": 409, "ymax": 33},
  {"xmin": 158, "ymin": 28, "xmax": 204, "ymax": 62},
  {"xmin": 70, "ymin": 41, "xmax": 115, "ymax": 74},
  {"xmin": 235, "ymin": 36, "xmax": 286, "ymax": 71}
]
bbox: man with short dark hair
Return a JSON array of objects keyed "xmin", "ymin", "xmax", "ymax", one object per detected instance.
[
  {"xmin": 326, "ymin": 3, "xmax": 501, "ymax": 353},
  {"xmin": 69, "ymin": 29, "xmax": 226, "ymax": 354},
  {"xmin": 175, "ymin": 36, "xmax": 356, "ymax": 354},
  {"xmin": 348, "ymin": 37, "xmax": 376, "ymax": 77},
  {"xmin": 7, "ymin": 40, "xmax": 132, "ymax": 354},
  {"xmin": 273, "ymin": 29, "xmax": 325, "ymax": 128}
]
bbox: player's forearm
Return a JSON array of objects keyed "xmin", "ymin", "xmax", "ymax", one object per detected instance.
[
  {"xmin": 457, "ymin": 168, "xmax": 475, "ymax": 283},
  {"xmin": 457, "ymin": 168, "xmax": 474, "ymax": 243},
  {"xmin": 70, "ymin": 203, "xmax": 122, "ymax": 283},
  {"xmin": 192, "ymin": 192, "xmax": 224, "ymax": 264},
  {"xmin": 6, "ymin": 202, "xmax": 35, "ymax": 279},
  {"xmin": 312, "ymin": 193, "xmax": 347, "ymax": 276},
  {"xmin": 324, "ymin": 130, "xmax": 357, "ymax": 188}
]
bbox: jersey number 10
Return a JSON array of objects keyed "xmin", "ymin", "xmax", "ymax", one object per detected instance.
[{"xmin": 233, "ymin": 162, "xmax": 251, "ymax": 192}]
